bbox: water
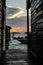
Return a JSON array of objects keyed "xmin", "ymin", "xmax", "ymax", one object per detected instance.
[{"xmin": 8, "ymin": 38, "xmax": 27, "ymax": 51}]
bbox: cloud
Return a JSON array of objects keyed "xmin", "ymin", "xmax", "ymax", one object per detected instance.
[
  {"xmin": 15, "ymin": 13, "xmax": 31, "ymax": 18},
  {"xmin": 10, "ymin": 26, "xmax": 31, "ymax": 32},
  {"xmin": 10, "ymin": 26, "xmax": 27, "ymax": 32},
  {"xmin": 6, "ymin": 7, "xmax": 31, "ymax": 32},
  {"xmin": 7, "ymin": 10, "xmax": 24, "ymax": 19},
  {"xmin": 6, "ymin": 7, "xmax": 31, "ymax": 19},
  {"xmin": 7, "ymin": 7, "xmax": 24, "ymax": 19}
]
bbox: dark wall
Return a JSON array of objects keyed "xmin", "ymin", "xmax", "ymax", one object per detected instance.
[
  {"xmin": 5, "ymin": 26, "xmax": 11, "ymax": 49},
  {"xmin": 30, "ymin": 0, "xmax": 43, "ymax": 62}
]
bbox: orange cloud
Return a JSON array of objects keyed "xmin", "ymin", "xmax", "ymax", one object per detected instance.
[
  {"xmin": 10, "ymin": 27, "xmax": 17, "ymax": 32},
  {"xmin": 10, "ymin": 27, "xmax": 27, "ymax": 32},
  {"xmin": 10, "ymin": 26, "xmax": 31, "ymax": 32}
]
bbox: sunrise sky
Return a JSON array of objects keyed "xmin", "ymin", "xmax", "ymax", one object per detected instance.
[{"xmin": 6, "ymin": 0, "xmax": 31, "ymax": 32}]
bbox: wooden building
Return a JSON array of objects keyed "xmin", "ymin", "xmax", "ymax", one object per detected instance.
[
  {"xmin": 0, "ymin": 0, "xmax": 6, "ymax": 64},
  {"xmin": 0, "ymin": 0, "xmax": 6, "ymax": 56},
  {"xmin": 30, "ymin": 0, "xmax": 43, "ymax": 63},
  {"xmin": 5, "ymin": 25, "xmax": 11, "ymax": 49}
]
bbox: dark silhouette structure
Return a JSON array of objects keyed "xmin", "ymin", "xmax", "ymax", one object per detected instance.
[
  {"xmin": 0, "ymin": 0, "xmax": 6, "ymax": 65},
  {"xmin": 26, "ymin": 0, "xmax": 31, "ymax": 48},
  {"xmin": 12, "ymin": 32, "xmax": 15, "ymax": 37},
  {"xmin": 5, "ymin": 25, "xmax": 11, "ymax": 49},
  {"xmin": 30, "ymin": 0, "xmax": 43, "ymax": 64}
]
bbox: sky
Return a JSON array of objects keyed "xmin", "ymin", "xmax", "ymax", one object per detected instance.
[
  {"xmin": 6, "ymin": 0, "xmax": 26, "ymax": 13},
  {"xmin": 6, "ymin": 0, "xmax": 31, "ymax": 32}
]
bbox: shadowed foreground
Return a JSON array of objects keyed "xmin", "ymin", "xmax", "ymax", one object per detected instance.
[{"xmin": 6, "ymin": 49, "xmax": 28, "ymax": 65}]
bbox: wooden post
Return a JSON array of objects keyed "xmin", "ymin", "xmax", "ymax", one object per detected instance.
[{"xmin": 1, "ymin": 0, "xmax": 6, "ymax": 65}]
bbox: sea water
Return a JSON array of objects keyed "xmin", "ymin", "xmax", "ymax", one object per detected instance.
[
  {"xmin": 9, "ymin": 39, "xmax": 27, "ymax": 51},
  {"xmin": 9, "ymin": 33, "xmax": 27, "ymax": 51}
]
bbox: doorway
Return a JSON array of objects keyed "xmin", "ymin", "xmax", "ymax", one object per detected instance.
[{"xmin": 6, "ymin": 0, "xmax": 28, "ymax": 65}]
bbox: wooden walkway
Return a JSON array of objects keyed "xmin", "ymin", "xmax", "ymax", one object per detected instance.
[{"xmin": 6, "ymin": 49, "xmax": 28, "ymax": 65}]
